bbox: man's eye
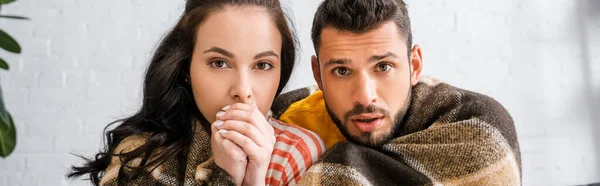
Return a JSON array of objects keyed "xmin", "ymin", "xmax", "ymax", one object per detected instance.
[
  {"xmin": 333, "ymin": 67, "xmax": 350, "ymax": 76},
  {"xmin": 376, "ymin": 63, "xmax": 392, "ymax": 72}
]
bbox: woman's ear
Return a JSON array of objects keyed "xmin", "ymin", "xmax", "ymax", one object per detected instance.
[{"xmin": 185, "ymin": 73, "xmax": 191, "ymax": 84}]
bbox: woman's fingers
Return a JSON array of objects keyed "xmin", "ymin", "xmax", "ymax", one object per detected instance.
[
  {"xmin": 214, "ymin": 120, "xmax": 268, "ymax": 147},
  {"xmin": 218, "ymin": 130, "xmax": 266, "ymax": 159},
  {"xmin": 217, "ymin": 103, "xmax": 273, "ymax": 137},
  {"xmin": 212, "ymin": 131, "xmax": 247, "ymax": 162},
  {"xmin": 217, "ymin": 109, "xmax": 255, "ymax": 128}
]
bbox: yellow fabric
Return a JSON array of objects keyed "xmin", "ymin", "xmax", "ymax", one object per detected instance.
[{"xmin": 278, "ymin": 90, "xmax": 346, "ymax": 149}]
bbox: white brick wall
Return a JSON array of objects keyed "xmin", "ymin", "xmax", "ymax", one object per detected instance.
[{"xmin": 0, "ymin": 0, "xmax": 598, "ymax": 185}]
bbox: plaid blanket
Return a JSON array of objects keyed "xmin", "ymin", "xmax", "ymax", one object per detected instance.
[
  {"xmin": 272, "ymin": 77, "xmax": 522, "ymax": 185},
  {"xmin": 98, "ymin": 120, "xmax": 236, "ymax": 186}
]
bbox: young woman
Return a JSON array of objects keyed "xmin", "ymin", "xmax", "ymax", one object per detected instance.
[{"xmin": 68, "ymin": 0, "xmax": 324, "ymax": 185}]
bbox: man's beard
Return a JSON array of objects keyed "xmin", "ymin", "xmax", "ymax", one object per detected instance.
[{"xmin": 325, "ymin": 89, "xmax": 412, "ymax": 147}]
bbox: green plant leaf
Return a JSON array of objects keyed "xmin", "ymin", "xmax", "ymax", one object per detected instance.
[
  {"xmin": 0, "ymin": 29, "xmax": 20, "ymax": 53},
  {"xmin": 0, "ymin": 57, "xmax": 8, "ymax": 70},
  {"xmin": 0, "ymin": 86, "xmax": 16, "ymax": 158},
  {"xmin": 0, "ymin": 86, "xmax": 8, "ymax": 123},
  {"xmin": 0, "ymin": 112, "xmax": 15, "ymax": 158},
  {"xmin": 0, "ymin": 15, "xmax": 28, "ymax": 20},
  {"xmin": 0, "ymin": 0, "xmax": 16, "ymax": 5}
]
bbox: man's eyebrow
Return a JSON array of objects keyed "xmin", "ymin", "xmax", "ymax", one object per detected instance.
[
  {"xmin": 323, "ymin": 52, "xmax": 399, "ymax": 68},
  {"xmin": 324, "ymin": 58, "xmax": 351, "ymax": 68},
  {"xmin": 369, "ymin": 52, "xmax": 398, "ymax": 62}
]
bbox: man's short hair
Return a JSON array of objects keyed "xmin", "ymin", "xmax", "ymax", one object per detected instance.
[{"xmin": 311, "ymin": 0, "xmax": 412, "ymax": 56}]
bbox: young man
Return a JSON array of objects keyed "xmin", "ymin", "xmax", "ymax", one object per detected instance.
[{"xmin": 272, "ymin": 0, "xmax": 522, "ymax": 185}]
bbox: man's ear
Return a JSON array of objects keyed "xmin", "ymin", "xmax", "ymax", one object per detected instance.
[
  {"xmin": 409, "ymin": 45, "xmax": 423, "ymax": 86},
  {"xmin": 311, "ymin": 55, "xmax": 324, "ymax": 90}
]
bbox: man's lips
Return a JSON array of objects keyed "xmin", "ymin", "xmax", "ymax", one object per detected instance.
[
  {"xmin": 349, "ymin": 113, "xmax": 385, "ymax": 121},
  {"xmin": 349, "ymin": 113, "xmax": 384, "ymax": 132}
]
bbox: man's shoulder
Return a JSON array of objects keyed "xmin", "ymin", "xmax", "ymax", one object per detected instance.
[
  {"xmin": 415, "ymin": 76, "xmax": 511, "ymax": 117},
  {"xmin": 411, "ymin": 76, "xmax": 520, "ymax": 166},
  {"xmin": 285, "ymin": 90, "xmax": 326, "ymax": 114},
  {"xmin": 270, "ymin": 85, "xmax": 319, "ymax": 118},
  {"xmin": 271, "ymin": 85, "xmax": 324, "ymax": 118},
  {"xmin": 275, "ymin": 88, "xmax": 330, "ymax": 129}
]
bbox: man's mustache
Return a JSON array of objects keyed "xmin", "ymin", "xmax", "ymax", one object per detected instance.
[{"xmin": 344, "ymin": 104, "xmax": 391, "ymax": 120}]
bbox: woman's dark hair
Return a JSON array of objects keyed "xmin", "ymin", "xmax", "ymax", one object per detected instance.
[{"xmin": 67, "ymin": 0, "xmax": 297, "ymax": 184}]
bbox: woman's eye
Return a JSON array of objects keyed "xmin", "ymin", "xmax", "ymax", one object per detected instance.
[
  {"xmin": 255, "ymin": 62, "xmax": 273, "ymax": 70},
  {"xmin": 209, "ymin": 60, "xmax": 230, "ymax": 69}
]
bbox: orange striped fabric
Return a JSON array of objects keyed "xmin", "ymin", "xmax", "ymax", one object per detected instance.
[{"xmin": 266, "ymin": 117, "xmax": 325, "ymax": 186}]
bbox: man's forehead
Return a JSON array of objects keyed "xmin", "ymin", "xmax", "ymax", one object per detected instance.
[
  {"xmin": 321, "ymin": 24, "xmax": 399, "ymax": 44},
  {"xmin": 318, "ymin": 22, "xmax": 407, "ymax": 59}
]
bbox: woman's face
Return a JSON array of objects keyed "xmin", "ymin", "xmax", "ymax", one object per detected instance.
[{"xmin": 189, "ymin": 6, "xmax": 282, "ymax": 124}]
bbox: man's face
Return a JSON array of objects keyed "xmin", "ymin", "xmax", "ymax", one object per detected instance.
[{"xmin": 312, "ymin": 21, "xmax": 422, "ymax": 147}]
